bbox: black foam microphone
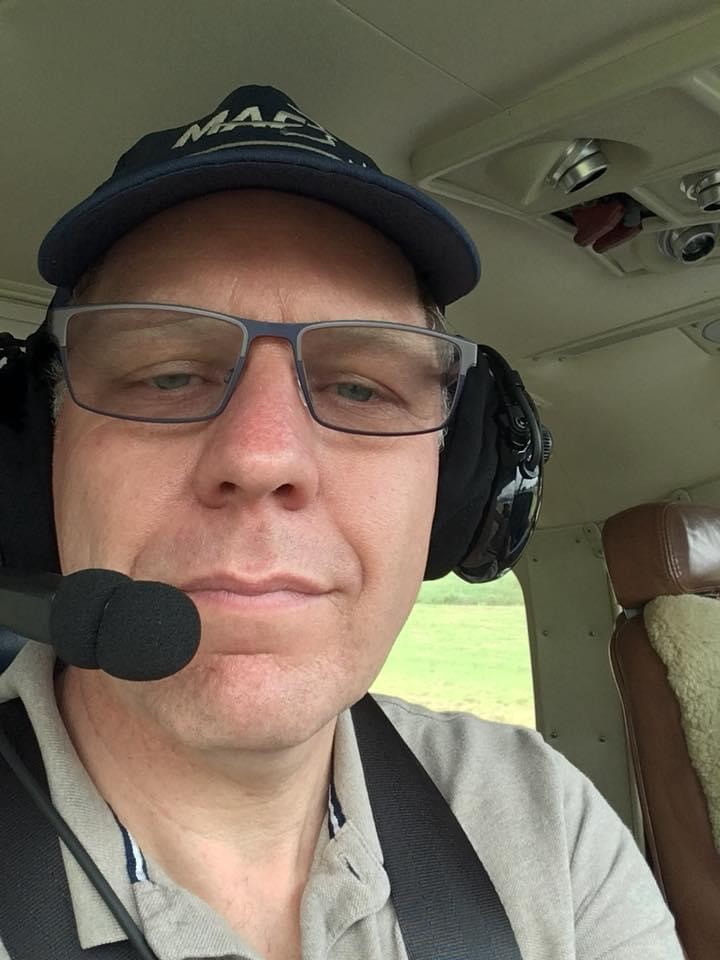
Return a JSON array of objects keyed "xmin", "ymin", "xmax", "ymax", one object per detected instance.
[{"xmin": 0, "ymin": 568, "xmax": 200, "ymax": 681}]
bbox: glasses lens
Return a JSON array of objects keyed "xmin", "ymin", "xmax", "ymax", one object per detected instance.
[
  {"xmin": 64, "ymin": 307, "xmax": 245, "ymax": 421},
  {"xmin": 300, "ymin": 324, "xmax": 461, "ymax": 434}
]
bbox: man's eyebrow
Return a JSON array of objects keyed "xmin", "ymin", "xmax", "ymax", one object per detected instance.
[
  {"xmin": 314, "ymin": 324, "xmax": 444, "ymax": 345},
  {"xmin": 73, "ymin": 309, "xmax": 230, "ymax": 336},
  {"xmin": 305, "ymin": 327, "xmax": 454, "ymax": 371}
]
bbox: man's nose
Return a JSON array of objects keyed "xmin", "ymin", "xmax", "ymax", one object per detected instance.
[{"xmin": 189, "ymin": 339, "xmax": 321, "ymax": 510}]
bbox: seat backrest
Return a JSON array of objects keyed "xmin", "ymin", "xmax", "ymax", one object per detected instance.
[{"xmin": 602, "ymin": 501, "xmax": 720, "ymax": 960}]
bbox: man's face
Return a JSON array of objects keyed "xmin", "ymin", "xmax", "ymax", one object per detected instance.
[{"xmin": 52, "ymin": 190, "xmax": 440, "ymax": 751}]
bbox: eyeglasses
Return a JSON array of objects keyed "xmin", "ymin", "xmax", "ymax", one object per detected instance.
[{"xmin": 48, "ymin": 303, "xmax": 478, "ymax": 436}]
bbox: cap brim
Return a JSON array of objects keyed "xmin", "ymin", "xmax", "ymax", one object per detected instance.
[{"xmin": 38, "ymin": 147, "xmax": 480, "ymax": 306}]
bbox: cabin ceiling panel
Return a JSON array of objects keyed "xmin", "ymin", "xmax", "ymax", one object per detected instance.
[{"xmin": 336, "ymin": 0, "xmax": 716, "ymax": 104}]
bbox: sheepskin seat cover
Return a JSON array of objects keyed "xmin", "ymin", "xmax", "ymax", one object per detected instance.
[{"xmin": 644, "ymin": 594, "xmax": 720, "ymax": 850}]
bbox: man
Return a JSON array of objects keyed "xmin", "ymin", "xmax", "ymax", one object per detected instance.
[{"xmin": 0, "ymin": 84, "xmax": 683, "ymax": 959}]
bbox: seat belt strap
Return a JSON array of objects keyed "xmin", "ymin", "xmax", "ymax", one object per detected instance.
[
  {"xmin": 0, "ymin": 697, "xmax": 136, "ymax": 958},
  {"xmin": 352, "ymin": 695, "xmax": 523, "ymax": 960},
  {"xmin": 0, "ymin": 695, "xmax": 523, "ymax": 959}
]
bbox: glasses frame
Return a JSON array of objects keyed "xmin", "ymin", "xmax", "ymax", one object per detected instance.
[{"xmin": 48, "ymin": 303, "xmax": 478, "ymax": 436}]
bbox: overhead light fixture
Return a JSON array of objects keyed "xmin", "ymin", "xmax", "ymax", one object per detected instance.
[
  {"xmin": 681, "ymin": 170, "xmax": 720, "ymax": 212},
  {"xmin": 658, "ymin": 224, "xmax": 719, "ymax": 263},
  {"xmin": 546, "ymin": 139, "xmax": 609, "ymax": 195}
]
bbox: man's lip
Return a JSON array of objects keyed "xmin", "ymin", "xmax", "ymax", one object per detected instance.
[{"xmin": 177, "ymin": 575, "xmax": 328, "ymax": 596}]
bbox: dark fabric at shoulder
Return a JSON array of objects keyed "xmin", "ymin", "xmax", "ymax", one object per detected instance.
[
  {"xmin": 0, "ymin": 329, "xmax": 60, "ymax": 574},
  {"xmin": 0, "ymin": 698, "xmax": 137, "ymax": 958}
]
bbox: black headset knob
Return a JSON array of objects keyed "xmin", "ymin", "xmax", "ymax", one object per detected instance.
[{"xmin": 541, "ymin": 427, "xmax": 554, "ymax": 464}]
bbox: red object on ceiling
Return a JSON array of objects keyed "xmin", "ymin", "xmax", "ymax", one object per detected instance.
[
  {"xmin": 571, "ymin": 200, "xmax": 625, "ymax": 247},
  {"xmin": 592, "ymin": 222, "xmax": 642, "ymax": 253}
]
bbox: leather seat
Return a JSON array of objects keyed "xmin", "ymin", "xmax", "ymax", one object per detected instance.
[{"xmin": 602, "ymin": 501, "xmax": 720, "ymax": 960}]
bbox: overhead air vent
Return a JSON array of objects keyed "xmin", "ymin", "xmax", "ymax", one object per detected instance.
[
  {"xmin": 546, "ymin": 139, "xmax": 609, "ymax": 195},
  {"xmin": 658, "ymin": 224, "xmax": 719, "ymax": 264},
  {"xmin": 411, "ymin": 14, "xmax": 720, "ymax": 278},
  {"xmin": 701, "ymin": 319, "xmax": 720, "ymax": 343},
  {"xmin": 681, "ymin": 170, "xmax": 720, "ymax": 212}
]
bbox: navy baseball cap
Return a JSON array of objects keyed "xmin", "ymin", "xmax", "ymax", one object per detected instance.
[{"xmin": 38, "ymin": 84, "xmax": 480, "ymax": 306}]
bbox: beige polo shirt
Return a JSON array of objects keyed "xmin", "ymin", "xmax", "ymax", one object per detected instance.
[{"xmin": 0, "ymin": 641, "xmax": 683, "ymax": 959}]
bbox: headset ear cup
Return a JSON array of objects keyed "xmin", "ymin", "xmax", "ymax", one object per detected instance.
[
  {"xmin": 425, "ymin": 356, "xmax": 499, "ymax": 580},
  {"xmin": 0, "ymin": 332, "xmax": 60, "ymax": 574}
]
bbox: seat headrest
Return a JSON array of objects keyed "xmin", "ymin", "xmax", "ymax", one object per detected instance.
[{"xmin": 602, "ymin": 502, "xmax": 720, "ymax": 609}]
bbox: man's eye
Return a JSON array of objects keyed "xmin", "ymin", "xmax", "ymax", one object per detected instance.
[
  {"xmin": 134, "ymin": 367, "xmax": 233, "ymax": 391},
  {"xmin": 148, "ymin": 373, "xmax": 197, "ymax": 391},
  {"xmin": 335, "ymin": 382, "xmax": 375, "ymax": 402}
]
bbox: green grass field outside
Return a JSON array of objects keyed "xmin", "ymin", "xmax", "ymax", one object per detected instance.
[{"xmin": 370, "ymin": 573, "xmax": 535, "ymax": 728}]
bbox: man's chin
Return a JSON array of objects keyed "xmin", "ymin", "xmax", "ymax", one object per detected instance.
[{"xmin": 136, "ymin": 652, "xmax": 345, "ymax": 752}]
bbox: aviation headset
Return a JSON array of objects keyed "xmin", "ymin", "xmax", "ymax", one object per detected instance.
[{"xmin": 0, "ymin": 83, "xmax": 551, "ymax": 588}]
